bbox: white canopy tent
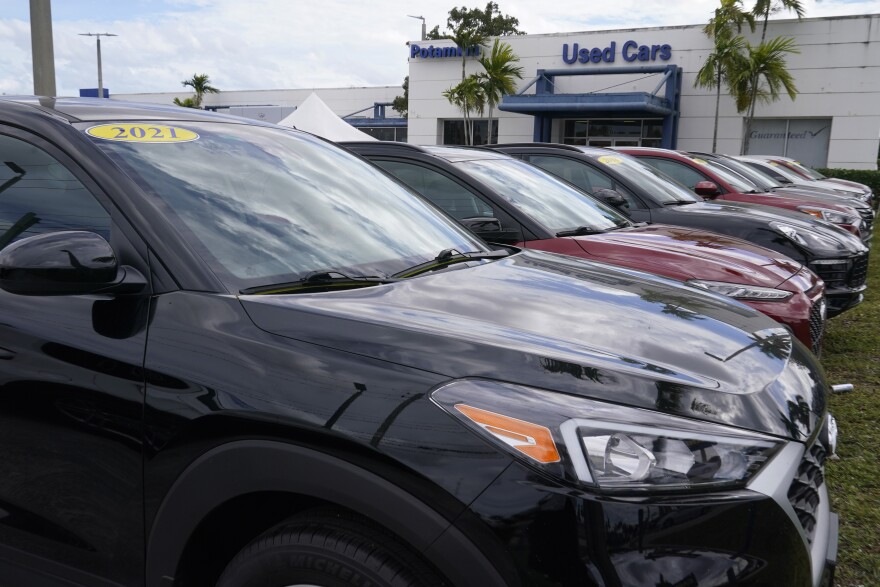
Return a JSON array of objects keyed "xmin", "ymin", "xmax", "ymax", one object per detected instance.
[{"xmin": 277, "ymin": 93, "xmax": 377, "ymax": 142}]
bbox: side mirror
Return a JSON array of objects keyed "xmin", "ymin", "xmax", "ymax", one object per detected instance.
[
  {"xmin": 592, "ymin": 188, "xmax": 628, "ymax": 209},
  {"xmin": 694, "ymin": 181, "xmax": 721, "ymax": 198},
  {"xmin": 0, "ymin": 231, "xmax": 145, "ymax": 296},
  {"xmin": 459, "ymin": 217, "xmax": 522, "ymax": 245}
]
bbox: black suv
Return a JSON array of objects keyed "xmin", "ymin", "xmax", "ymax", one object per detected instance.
[
  {"xmin": 489, "ymin": 143, "xmax": 869, "ymax": 316},
  {"xmin": 0, "ymin": 98, "xmax": 838, "ymax": 587}
]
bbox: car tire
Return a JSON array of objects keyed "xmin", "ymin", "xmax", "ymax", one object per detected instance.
[{"xmin": 215, "ymin": 508, "xmax": 447, "ymax": 587}]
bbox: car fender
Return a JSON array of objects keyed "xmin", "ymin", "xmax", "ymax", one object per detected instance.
[{"xmin": 145, "ymin": 439, "xmax": 511, "ymax": 587}]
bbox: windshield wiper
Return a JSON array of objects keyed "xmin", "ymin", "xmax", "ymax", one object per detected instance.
[
  {"xmin": 392, "ymin": 248, "xmax": 510, "ymax": 279},
  {"xmin": 661, "ymin": 200, "xmax": 692, "ymax": 206},
  {"xmin": 555, "ymin": 226, "xmax": 605, "ymax": 237},
  {"xmin": 240, "ymin": 271, "xmax": 399, "ymax": 295}
]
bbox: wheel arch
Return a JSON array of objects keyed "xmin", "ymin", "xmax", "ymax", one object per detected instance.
[{"xmin": 146, "ymin": 439, "xmax": 510, "ymax": 587}]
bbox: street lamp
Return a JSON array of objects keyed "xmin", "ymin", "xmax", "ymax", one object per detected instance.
[
  {"xmin": 407, "ymin": 15, "xmax": 426, "ymax": 41},
  {"xmin": 79, "ymin": 32, "xmax": 117, "ymax": 98}
]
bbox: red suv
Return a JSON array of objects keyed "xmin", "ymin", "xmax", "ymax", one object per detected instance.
[{"xmin": 617, "ymin": 147, "xmax": 866, "ymax": 238}]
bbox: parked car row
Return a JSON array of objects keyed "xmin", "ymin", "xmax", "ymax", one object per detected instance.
[{"xmin": 0, "ymin": 97, "xmax": 846, "ymax": 587}]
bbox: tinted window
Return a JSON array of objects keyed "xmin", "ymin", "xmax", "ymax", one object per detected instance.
[
  {"xmin": 590, "ymin": 153, "xmax": 699, "ymax": 204},
  {"xmin": 452, "ymin": 158, "xmax": 628, "ymax": 233},
  {"xmin": 374, "ymin": 160, "xmax": 494, "ymax": 220},
  {"xmin": 0, "ymin": 134, "xmax": 110, "ymax": 250},
  {"xmin": 641, "ymin": 157, "xmax": 708, "ymax": 190},
  {"xmin": 527, "ymin": 155, "xmax": 644, "ymax": 210}
]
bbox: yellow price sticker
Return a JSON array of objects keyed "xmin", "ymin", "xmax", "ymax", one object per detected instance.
[
  {"xmin": 692, "ymin": 157, "xmax": 709, "ymax": 165},
  {"xmin": 598, "ymin": 155, "xmax": 623, "ymax": 165},
  {"xmin": 86, "ymin": 124, "xmax": 199, "ymax": 143}
]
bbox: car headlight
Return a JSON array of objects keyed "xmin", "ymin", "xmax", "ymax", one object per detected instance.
[
  {"xmin": 797, "ymin": 207, "xmax": 859, "ymax": 225},
  {"xmin": 687, "ymin": 279, "xmax": 793, "ymax": 301},
  {"xmin": 769, "ymin": 220, "xmax": 858, "ymax": 251},
  {"xmin": 432, "ymin": 379, "xmax": 785, "ymax": 492}
]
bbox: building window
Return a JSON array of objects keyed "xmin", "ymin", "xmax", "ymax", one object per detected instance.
[
  {"xmin": 442, "ymin": 120, "xmax": 498, "ymax": 145},
  {"xmin": 562, "ymin": 119, "xmax": 663, "ymax": 147},
  {"xmin": 357, "ymin": 127, "xmax": 408, "ymax": 142},
  {"xmin": 745, "ymin": 119, "xmax": 831, "ymax": 168}
]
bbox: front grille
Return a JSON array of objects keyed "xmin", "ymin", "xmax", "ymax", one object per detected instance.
[
  {"xmin": 851, "ymin": 254, "xmax": 869, "ymax": 287},
  {"xmin": 811, "ymin": 253, "xmax": 869, "ymax": 289},
  {"xmin": 808, "ymin": 299, "xmax": 825, "ymax": 355},
  {"xmin": 787, "ymin": 440, "xmax": 827, "ymax": 544}
]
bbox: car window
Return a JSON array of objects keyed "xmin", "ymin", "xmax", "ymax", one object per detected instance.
[
  {"xmin": 0, "ymin": 134, "xmax": 110, "ymax": 250},
  {"xmin": 640, "ymin": 157, "xmax": 708, "ymax": 190},
  {"xmin": 527, "ymin": 155, "xmax": 644, "ymax": 210},
  {"xmin": 452, "ymin": 157, "xmax": 628, "ymax": 234},
  {"xmin": 374, "ymin": 160, "xmax": 494, "ymax": 220}
]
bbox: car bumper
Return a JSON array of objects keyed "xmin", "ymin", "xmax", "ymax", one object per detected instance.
[{"xmin": 462, "ymin": 438, "xmax": 838, "ymax": 587}]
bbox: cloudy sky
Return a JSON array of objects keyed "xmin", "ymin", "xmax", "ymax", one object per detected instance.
[{"xmin": 1, "ymin": 0, "xmax": 878, "ymax": 97}]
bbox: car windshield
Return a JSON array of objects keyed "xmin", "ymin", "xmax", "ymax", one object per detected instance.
[
  {"xmin": 452, "ymin": 157, "xmax": 628, "ymax": 233},
  {"xmin": 86, "ymin": 121, "xmax": 486, "ymax": 291},
  {"xmin": 752, "ymin": 159, "xmax": 807, "ymax": 183},
  {"xmin": 688, "ymin": 156, "xmax": 761, "ymax": 192},
  {"xmin": 589, "ymin": 152, "xmax": 701, "ymax": 204},
  {"xmin": 789, "ymin": 161, "xmax": 826, "ymax": 180},
  {"xmin": 711, "ymin": 157, "xmax": 782, "ymax": 190}
]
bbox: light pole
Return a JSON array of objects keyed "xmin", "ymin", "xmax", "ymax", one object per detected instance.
[
  {"xmin": 407, "ymin": 15, "xmax": 426, "ymax": 41},
  {"xmin": 79, "ymin": 32, "xmax": 117, "ymax": 98}
]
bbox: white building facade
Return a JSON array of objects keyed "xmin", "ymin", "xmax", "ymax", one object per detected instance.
[{"xmin": 406, "ymin": 13, "xmax": 880, "ymax": 169}]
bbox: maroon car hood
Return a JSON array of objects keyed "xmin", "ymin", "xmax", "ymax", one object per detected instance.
[{"xmin": 570, "ymin": 224, "xmax": 803, "ymax": 288}]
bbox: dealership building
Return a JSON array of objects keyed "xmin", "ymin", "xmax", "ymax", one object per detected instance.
[{"xmin": 114, "ymin": 13, "xmax": 880, "ymax": 169}]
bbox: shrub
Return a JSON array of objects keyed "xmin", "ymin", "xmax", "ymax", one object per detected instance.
[{"xmin": 816, "ymin": 168, "xmax": 880, "ymax": 194}]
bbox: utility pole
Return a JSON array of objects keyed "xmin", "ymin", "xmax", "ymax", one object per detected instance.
[
  {"xmin": 79, "ymin": 33, "xmax": 117, "ymax": 98},
  {"xmin": 30, "ymin": 0, "xmax": 57, "ymax": 96},
  {"xmin": 407, "ymin": 15, "xmax": 427, "ymax": 41}
]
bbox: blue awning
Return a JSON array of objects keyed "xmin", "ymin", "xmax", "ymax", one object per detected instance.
[{"xmin": 499, "ymin": 91, "xmax": 673, "ymax": 118}]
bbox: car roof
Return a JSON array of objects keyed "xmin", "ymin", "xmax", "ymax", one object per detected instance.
[
  {"xmin": 485, "ymin": 143, "xmax": 611, "ymax": 158},
  {"xmin": 0, "ymin": 95, "xmax": 273, "ymax": 125}
]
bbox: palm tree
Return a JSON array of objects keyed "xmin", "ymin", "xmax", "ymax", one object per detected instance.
[
  {"xmin": 181, "ymin": 73, "xmax": 219, "ymax": 108},
  {"xmin": 753, "ymin": 0, "xmax": 805, "ymax": 43},
  {"xmin": 705, "ymin": 0, "xmax": 755, "ymax": 38},
  {"xmin": 733, "ymin": 36, "xmax": 799, "ymax": 154},
  {"xmin": 443, "ymin": 76, "xmax": 486, "ymax": 145},
  {"xmin": 696, "ymin": 0, "xmax": 754, "ymax": 152},
  {"xmin": 695, "ymin": 34, "xmax": 748, "ymax": 152},
  {"xmin": 477, "ymin": 39, "xmax": 523, "ymax": 145},
  {"xmin": 446, "ymin": 26, "xmax": 486, "ymax": 81}
]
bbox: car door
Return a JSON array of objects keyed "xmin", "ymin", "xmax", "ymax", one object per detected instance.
[
  {"xmin": 0, "ymin": 128, "xmax": 148, "ymax": 586},
  {"xmin": 522, "ymin": 154, "xmax": 653, "ymax": 223}
]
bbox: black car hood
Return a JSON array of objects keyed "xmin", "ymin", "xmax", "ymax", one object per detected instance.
[
  {"xmin": 241, "ymin": 250, "xmax": 825, "ymax": 440},
  {"xmin": 673, "ymin": 200, "xmax": 866, "ymax": 255}
]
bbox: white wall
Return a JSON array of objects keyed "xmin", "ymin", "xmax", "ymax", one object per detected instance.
[{"xmin": 407, "ymin": 14, "xmax": 880, "ymax": 169}]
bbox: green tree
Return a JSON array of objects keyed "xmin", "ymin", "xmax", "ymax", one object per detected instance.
[
  {"xmin": 427, "ymin": 2, "xmax": 525, "ymax": 39},
  {"xmin": 695, "ymin": 0, "xmax": 753, "ymax": 152},
  {"xmin": 753, "ymin": 0, "xmax": 805, "ymax": 43},
  {"xmin": 427, "ymin": 3, "xmax": 524, "ymax": 81},
  {"xmin": 172, "ymin": 96, "xmax": 198, "ymax": 109},
  {"xmin": 391, "ymin": 76, "xmax": 409, "ymax": 118},
  {"xmin": 477, "ymin": 39, "xmax": 523, "ymax": 144},
  {"xmin": 733, "ymin": 36, "xmax": 799, "ymax": 154},
  {"xmin": 442, "ymin": 75, "xmax": 485, "ymax": 145},
  {"xmin": 179, "ymin": 73, "xmax": 219, "ymax": 108}
]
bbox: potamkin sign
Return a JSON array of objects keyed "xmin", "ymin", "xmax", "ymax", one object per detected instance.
[
  {"xmin": 562, "ymin": 40, "xmax": 672, "ymax": 64},
  {"xmin": 409, "ymin": 44, "xmax": 481, "ymax": 59}
]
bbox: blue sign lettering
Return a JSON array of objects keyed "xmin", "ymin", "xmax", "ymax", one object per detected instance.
[
  {"xmin": 563, "ymin": 41, "xmax": 670, "ymax": 64},
  {"xmin": 409, "ymin": 44, "xmax": 481, "ymax": 59},
  {"xmin": 562, "ymin": 42, "xmax": 617, "ymax": 64}
]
